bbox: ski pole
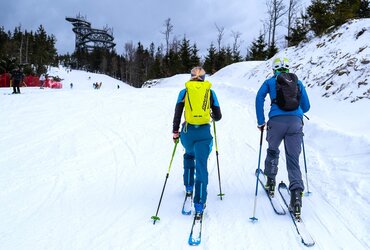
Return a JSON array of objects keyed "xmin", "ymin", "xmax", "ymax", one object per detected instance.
[
  {"xmin": 213, "ymin": 120, "xmax": 225, "ymax": 200},
  {"xmin": 151, "ymin": 140, "xmax": 179, "ymax": 225},
  {"xmin": 302, "ymin": 133, "xmax": 311, "ymax": 196},
  {"xmin": 250, "ymin": 128, "xmax": 264, "ymax": 222}
]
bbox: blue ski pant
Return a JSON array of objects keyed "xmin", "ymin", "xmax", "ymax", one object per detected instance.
[
  {"xmin": 264, "ymin": 116, "xmax": 304, "ymax": 191},
  {"xmin": 180, "ymin": 123, "xmax": 213, "ymax": 205}
]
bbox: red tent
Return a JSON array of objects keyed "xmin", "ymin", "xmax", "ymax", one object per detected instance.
[
  {"xmin": 0, "ymin": 73, "xmax": 10, "ymax": 87},
  {"xmin": 0, "ymin": 74, "xmax": 63, "ymax": 89},
  {"xmin": 24, "ymin": 76, "xmax": 40, "ymax": 87}
]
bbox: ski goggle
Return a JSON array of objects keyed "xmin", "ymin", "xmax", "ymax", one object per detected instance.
[{"xmin": 275, "ymin": 68, "xmax": 289, "ymax": 73}]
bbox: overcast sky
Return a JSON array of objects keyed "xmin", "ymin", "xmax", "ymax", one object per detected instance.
[{"xmin": 1, "ymin": 0, "xmax": 309, "ymax": 58}]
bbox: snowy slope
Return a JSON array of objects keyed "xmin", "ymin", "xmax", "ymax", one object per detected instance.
[
  {"xmin": 243, "ymin": 18, "xmax": 370, "ymax": 103},
  {"xmin": 0, "ymin": 20, "xmax": 370, "ymax": 250}
]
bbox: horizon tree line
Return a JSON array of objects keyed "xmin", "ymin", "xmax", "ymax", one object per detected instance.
[{"xmin": 1, "ymin": 0, "xmax": 369, "ymax": 87}]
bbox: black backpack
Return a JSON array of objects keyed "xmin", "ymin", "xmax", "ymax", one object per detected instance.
[{"xmin": 273, "ymin": 72, "xmax": 301, "ymax": 111}]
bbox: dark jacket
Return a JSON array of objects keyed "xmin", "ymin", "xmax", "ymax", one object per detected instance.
[
  {"xmin": 255, "ymin": 73, "xmax": 310, "ymax": 126},
  {"xmin": 11, "ymin": 70, "xmax": 24, "ymax": 84}
]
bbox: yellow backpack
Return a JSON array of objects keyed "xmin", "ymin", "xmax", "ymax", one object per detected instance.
[{"xmin": 184, "ymin": 80, "xmax": 212, "ymax": 125}]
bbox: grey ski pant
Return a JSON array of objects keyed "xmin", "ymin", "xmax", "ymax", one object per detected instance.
[{"xmin": 264, "ymin": 116, "xmax": 304, "ymax": 191}]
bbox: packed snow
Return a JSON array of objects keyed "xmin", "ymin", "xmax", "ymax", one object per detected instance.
[{"xmin": 0, "ymin": 19, "xmax": 369, "ymax": 249}]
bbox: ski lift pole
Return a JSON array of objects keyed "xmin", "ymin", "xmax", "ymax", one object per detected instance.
[
  {"xmin": 250, "ymin": 128, "xmax": 264, "ymax": 222},
  {"xmin": 151, "ymin": 140, "xmax": 179, "ymax": 225},
  {"xmin": 213, "ymin": 120, "xmax": 224, "ymax": 200}
]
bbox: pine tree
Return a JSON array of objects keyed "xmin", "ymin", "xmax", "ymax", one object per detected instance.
[
  {"xmin": 224, "ymin": 46, "xmax": 233, "ymax": 66},
  {"xmin": 0, "ymin": 25, "xmax": 57, "ymax": 74},
  {"xmin": 90, "ymin": 47, "xmax": 101, "ymax": 72},
  {"xmin": 215, "ymin": 47, "xmax": 227, "ymax": 71},
  {"xmin": 10, "ymin": 26, "xmax": 22, "ymax": 64},
  {"xmin": 203, "ymin": 43, "xmax": 217, "ymax": 74},
  {"xmin": 0, "ymin": 26, "xmax": 10, "ymax": 65},
  {"xmin": 335, "ymin": 0, "xmax": 361, "ymax": 26},
  {"xmin": 307, "ymin": 0, "xmax": 336, "ymax": 36},
  {"xmin": 110, "ymin": 53, "xmax": 119, "ymax": 78},
  {"xmin": 358, "ymin": 0, "xmax": 370, "ymax": 17},
  {"xmin": 179, "ymin": 37, "xmax": 192, "ymax": 73},
  {"xmin": 150, "ymin": 46, "xmax": 163, "ymax": 79},
  {"xmin": 286, "ymin": 13, "xmax": 309, "ymax": 46},
  {"xmin": 167, "ymin": 48, "xmax": 180, "ymax": 76},
  {"xmin": 190, "ymin": 43, "xmax": 200, "ymax": 68},
  {"xmin": 146, "ymin": 42, "xmax": 156, "ymax": 80},
  {"xmin": 267, "ymin": 41, "xmax": 279, "ymax": 59},
  {"xmin": 133, "ymin": 42, "xmax": 146, "ymax": 87},
  {"xmin": 248, "ymin": 34, "xmax": 268, "ymax": 61},
  {"xmin": 232, "ymin": 47, "xmax": 243, "ymax": 63},
  {"xmin": 32, "ymin": 25, "xmax": 57, "ymax": 74}
]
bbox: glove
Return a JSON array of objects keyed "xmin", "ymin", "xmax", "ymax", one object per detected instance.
[
  {"xmin": 257, "ymin": 123, "xmax": 266, "ymax": 132},
  {"xmin": 173, "ymin": 132, "xmax": 180, "ymax": 143}
]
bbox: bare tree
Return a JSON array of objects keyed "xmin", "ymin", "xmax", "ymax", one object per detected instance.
[
  {"xmin": 231, "ymin": 30, "xmax": 243, "ymax": 61},
  {"xmin": 265, "ymin": 0, "xmax": 286, "ymax": 48},
  {"xmin": 287, "ymin": 0, "xmax": 301, "ymax": 47},
  {"xmin": 19, "ymin": 32, "xmax": 23, "ymax": 64},
  {"xmin": 170, "ymin": 36, "xmax": 180, "ymax": 53},
  {"xmin": 231, "ymin": 30, "xmax": 242, "ymax": 52},
  {"xmin": 124, "ymin": 41, "xmax": 136, "ymax": 85},
  {"xmin": 215, "ymin": 23, "xmax": 225, "ymax": 52},
  {"xmin": 265, "ymin": 1, "xmax": 274, "ymax": 47},
  {"xmin": 161, "ymin": 18, "xmax": 173, "ymax": 55},
  {"xmin": 25, "ymin": 34, "xmax": 29, "ymax": 64}
]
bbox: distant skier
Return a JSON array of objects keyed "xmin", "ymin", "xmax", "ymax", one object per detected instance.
[
  {"xmin": 70, "ymin": 83, "xmax": 73, "ymax": 89},
  {"xmin": 39, "ymin": 73, "xmax": 46, "ymax": 89},
  {"xmin": 11, "ymin": 66, "xmax": 24, "ymax": 94},
  {"xmin": 172, "ymin": 66, "xmax": 222, "ymax": 220},
  {"xmin": 255, "ymin": 57, "xmax": 310, "ymax": 217}
]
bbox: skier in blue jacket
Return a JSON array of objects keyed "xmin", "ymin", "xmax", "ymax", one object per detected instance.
[
  {"xmin": 255, "ymin": 57, "xmax": 310, "ymax": 217},
  {"xmin": 172, "ymin": 67, "xmax": 222, "ymax": 218}
]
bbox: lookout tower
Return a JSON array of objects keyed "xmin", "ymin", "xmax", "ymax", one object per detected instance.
[{"xmin": 65, "ymin": 14, "xmax": 116, "ymax": 52}]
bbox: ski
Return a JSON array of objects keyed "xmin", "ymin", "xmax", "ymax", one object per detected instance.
[
  {"xmin": 188, "ymin": 213, "xmax": 203, "ymax": 245},
  {"xmin": 278, "ymin": 182, "xmax": 315, "ymax": 247},
  {"xmin": 182, "ymin": 192, "xmax": 193, "ymax": 215},
  {"xmin": 3, "ymin": 93, "xmax": 22, "ymax": 95},
  {"xmin": 256, "ymin": 169, "xmax": 286, "ymax": 215}
]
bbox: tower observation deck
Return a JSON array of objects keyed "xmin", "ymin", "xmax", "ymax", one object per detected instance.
[{"xmin": 66, "ymin": 14, "xmax": 116, "ymax": 52}]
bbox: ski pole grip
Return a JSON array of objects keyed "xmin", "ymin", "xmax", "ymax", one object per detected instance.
[{"xmin": 259, "ymin": 129, "xmax": 264, "ymax": 146}]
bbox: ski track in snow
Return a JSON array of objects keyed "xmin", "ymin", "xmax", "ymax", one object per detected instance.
[{"xmin": 0, "ymin": 62, "xmax": 369, "ymax": 250}]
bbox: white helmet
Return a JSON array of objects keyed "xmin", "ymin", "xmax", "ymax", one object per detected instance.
[{"xmin": 272, "ymin": 57, "xmax": 290, "ymax": 71}]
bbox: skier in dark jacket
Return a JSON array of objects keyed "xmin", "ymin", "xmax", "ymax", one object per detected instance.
[
  {"xmin": 11, "ymin": 67, "xmax": 24, "ymax": 94},
  {"xmin": 172, "ymin": 66, "xmax": 222, "ymax": 219},
  {"xmin": 255, "ymin": 57, "xmax": 310, "ymax": 217}
]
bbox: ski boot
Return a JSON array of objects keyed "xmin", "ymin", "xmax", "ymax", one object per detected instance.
[
  {"xmin": 265, "ymin": 176, "xmax": 276, "ymax": 197},
  {"xmin": 194, "ymin": 203, "xmax": 205, "ymax": 220},
  {"xmin": 194, "ymin": 212, "xmax": 203, "ymax": 220},
  {"xmin": 185, "ymin": 185, "xmax": 193, "ymax": 198},
  {"xmin": 290, "ymin": 189, "xmax": 303, "ymax": 219},
  {"xmin": 182, "ymin": 186, "xmax": 194, "ymax": 215}
]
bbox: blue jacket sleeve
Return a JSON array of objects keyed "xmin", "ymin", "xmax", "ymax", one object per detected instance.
[
  {"xmin": 255, "ymin": 80, "xmax": 269, "ymax": 126},
  {"xmin": 299, "ymin": 81, "xmax": 310, "ymax": 113},
  {"xmin": 176, "ymin": 89, "xmax": 186, "ymax": 103}
]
